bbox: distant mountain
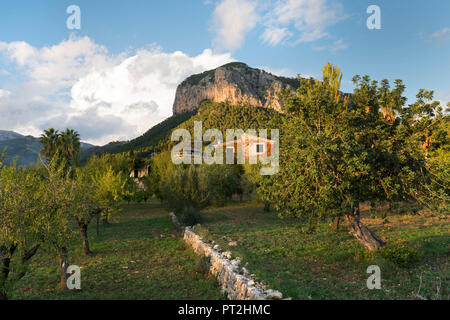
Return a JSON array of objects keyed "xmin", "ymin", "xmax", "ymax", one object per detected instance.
[
  {"xmin": 0, "ymin": 130, "xmax": 24, "ymax": 141},
  {"xmin": 0, "ymin": 130, "xmax": 95, "ymax": 166},
  {"xmin": 80, "ymin": 110, "xmax": 196, "ymax": 161}
]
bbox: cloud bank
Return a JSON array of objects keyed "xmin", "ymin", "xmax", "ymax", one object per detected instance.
[{"xmin": 0, "ymin": 36, "xmax": 234, "ymax": 145}]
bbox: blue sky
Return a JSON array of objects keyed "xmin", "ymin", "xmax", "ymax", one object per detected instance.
[{"xmin": 0, "ymin": 0, "xmax": 448, "ymax": 144}]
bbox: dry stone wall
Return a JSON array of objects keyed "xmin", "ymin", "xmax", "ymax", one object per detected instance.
[{"xmin": 170, "ymin": 212, "xmax": 285, "ymax": 300}]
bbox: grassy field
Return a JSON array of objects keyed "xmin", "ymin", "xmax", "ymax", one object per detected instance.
[
  {"xmin": 11, "ymin": 202, "xmax": 223, "ymax": 300},
  {"xmin": 196, "ymin": 202, "xmax": 449, "ymax": 300}
]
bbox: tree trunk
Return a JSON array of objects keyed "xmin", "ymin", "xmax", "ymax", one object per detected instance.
[
  {"xmin": 59, "ymin": 247, "xmax": 69, "ymax": 291},
  {"xmin": 0, "ymin": 245, "xmax": 17, "ymax": 300},
  {"xmin": 79, "ymin": 223, "xmax": 91, "ymax": 255},
  {"xmin": 344, "ymin": 205, "xmax": 385, "ymax": 251},
  {"xmin": 264, "ymin": 201, "xmax": 271, "ymax": 212},
  {"xmin": 333, "ymin": 215, "xmax": 341, "ymax": 231},
  {"xmin": 96, "ymin": 215, "xmax": 100, "ymax": 236},
  {"xmin": 0, "ymin": 256, "xmax": 10, "ymax": 300},
  {"xmin": 102, "ymin": 215, "xmax": 109, "ymax": 225},
  {"xmin": 16, "ymin": 244, "xmax": 40, "ymax": 281}
]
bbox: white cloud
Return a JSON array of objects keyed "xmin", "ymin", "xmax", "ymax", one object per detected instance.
[
  {"xmin": 259, "ymin": 0, "xmax": 345, "ymax": 47},
  {"xmin": 70, "ymin": 47, "xmax": 234, "ymax": 144},
  {"xmin": 313, "ymin": 39, "xmax": 348, "ymax": 52},
  {"xmin": 261, "ymin": 27, "xmax": 292, "ymax": 46},
  {"xmin": 210, "ymin": 0, "xmax": 347, "ymax": 50},
  {"xmin": 0, "ymin": 35, "xmax": 113, "ymax": 91},
  {"xmin": 0, "ymin": 37, "xmax": 234, "ymax": 145},
  {"xmin": 419, "ymin": 27, "xmax": 450, "ymax": 44},
  {"xmin": 431, "ymin": 27, "xmax": 450, "ymax": 43},
  {"xmin": 211, "ymin": 0, "xmax": 259, "ymax": 52},
  {"xmin": 0, "ymin": 89, "xmax": 11, "ymax": 98}
]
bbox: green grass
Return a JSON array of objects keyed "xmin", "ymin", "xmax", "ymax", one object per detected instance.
[
  {"xmin": 196, "ymin": 203, "xmax": 449, "ymax": 300},
  {"xmin": 11, "ymin": 202, "xmax": 223, "ymax": 300}
]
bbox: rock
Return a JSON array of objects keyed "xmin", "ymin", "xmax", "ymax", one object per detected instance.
[
  {"xmin": 228, "ymin": 241, "xmax": 238, "ymax": 247},
  {"xmin": 265, "ymin": 289, "xmax": 283, "ymax": 300},
  {"xmin": 173, "ymin": 62, "xmax": 299, "ymax": 115},
  {"xmin": 223, "ymin": 251, "xmax": 232, "ymax": 259},
  {"xmin": 213, "ymin": 245, "xmax": 220, "ymax": 250}
]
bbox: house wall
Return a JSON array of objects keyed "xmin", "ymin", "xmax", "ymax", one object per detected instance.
[
  {"xmin": 129, "ymin": 166, "xmax": 150, "ymax": 178},
  {"xmin": 218, "ymin": 135, "xmax": 274, "ymax": 159}
]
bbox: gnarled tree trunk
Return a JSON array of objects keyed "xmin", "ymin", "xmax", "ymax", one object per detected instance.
[
  {"xmin": 333, "ymin": 215, "xmax": 341, "ymax": 231},
  {"xmin": 345, "ymin": 204, "xmax": 385, "ymax": 251},
  {"xmin": 0, "ymin": 245, "xmax": 17, "ymax": 300},
  {"xmin": 0, "ymin": 244, "xmax": 39, "ymax": 300},
  {"xmin": 0, "ymin": 254, "xmax": 10, "ymax": 300},
  {"xmin": 78, "ymin": 223, "xmax": 91, "ymax": 255},
  {"xmin": 59, "ymin": 246, "xmax": 69, "ymax": 291}
]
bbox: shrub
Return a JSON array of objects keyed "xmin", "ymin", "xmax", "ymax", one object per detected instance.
[
  {"xmin": 196, "ymin": 255, "xmax": 211, "ymax": 276},
  {"xmin": 379, "ymin": 242, "xmax": 420, "ymax": 268},
  {"xmin": 178, "ymin": 206, "xmax": 203, "ymax": 226}
]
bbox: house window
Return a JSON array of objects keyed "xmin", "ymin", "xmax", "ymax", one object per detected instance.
[{"xmin": 256, "ymin": 143, "xmax": 264, "ymax": 154}]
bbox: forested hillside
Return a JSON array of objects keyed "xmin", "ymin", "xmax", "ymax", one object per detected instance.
[
  {"xmin": 80, "ymin": 110, "xmax": 197, "ymax": 161},
  {"xmin": 82, "ymin": 101, "xmax": 285, "ymax": 161}
]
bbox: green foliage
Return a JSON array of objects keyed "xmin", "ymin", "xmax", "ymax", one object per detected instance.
[
  {"xmin": 160, "ymin": 162, "xmax": 242, "ymax": 215},
  {"xmin": 161, "ymin": 165, "xmax": 212, "ymax": 214},
  {"xmin": 204, "ymin": 164, "xmax": 240, "ymax": 206},
  {"xmin": 81, "ymin": 110, "xmax": 196, "ymax": 160},
  {"xmin": 149, "ymin": 151, "xmax": 175, "ymax": 200},
  {"xmin": 173, "ymin": 102, "xmax": 284, "ymax": 148},
  {"xmin": 40, "ymin": 128, "xmax": 81, "ymax": 165},
  {"xmin": 0, "ymin": 162, "xmax": 42, "ymax": 298},
  {"xmin": 178, "ymin": 206, "xmax": 204, "ymax": 226},
  {"xmin": 379, "ymin": 243, "xmax": 421, "ymax": 268},
  {"xmin": 261, "ymin": 63, "xmax": 447, "ymax": 250},
  {"xmin": 84, "ymin": 152, "xmax": 130, "ymax": 175},
  {"xmin": 91, "ymin": 166, "xmax": 127, "ymax": 222},
  {"xmin": 195, "ymin": 255, "xmax": 211, "ymax": 276}
]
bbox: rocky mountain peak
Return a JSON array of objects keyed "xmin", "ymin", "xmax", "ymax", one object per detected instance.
[{"xmin": 173, "ymin": 62, "xmax": 299, "ymax": 115}]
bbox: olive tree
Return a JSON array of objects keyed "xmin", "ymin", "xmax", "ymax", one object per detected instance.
[{"xmin": 0, "ymin": 163, "xmax": 42, "ymax": 299}]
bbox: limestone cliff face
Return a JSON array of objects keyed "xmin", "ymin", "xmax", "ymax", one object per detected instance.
[{"xmin": 173, "ymin": 62, "xmax": 299, "ymax": 115}]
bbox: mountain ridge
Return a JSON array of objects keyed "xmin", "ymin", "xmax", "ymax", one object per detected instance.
[{"xmin": 0, "ymin": 131, "xmax": 95, "ymax": 166}]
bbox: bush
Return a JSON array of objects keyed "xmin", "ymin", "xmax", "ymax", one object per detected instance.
[
  {"xmin": 379, "ymin": 242, "xmax": 421, "ymax": 268},
  {"xmin": 196, "ymin": 255, "xmax": 211, "ymax": 275},
  {"xmin": 178, "ymin": 206, "xmax": 203, "ymax": 226}
]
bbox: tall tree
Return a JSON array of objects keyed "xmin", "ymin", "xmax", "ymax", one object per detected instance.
[
  {"xmin": 39, "ymin": 128, "xmax": 60, "ymax": 159},
  {"xmin": 58, "ymin": 129, "xmax": 81, "ymax": 165},
  {"xmin": 40, "ymin": 128, "xmax": 80, "ymax": 165},
  {"xmin": 0, "ymin": 164, "xmax": 42, "ymax": 299},
  {"xmin": 266, "ymin": 63, "xmax": 418, "ymax": 251}
]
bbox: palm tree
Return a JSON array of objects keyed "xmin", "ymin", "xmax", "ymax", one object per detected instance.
[
  {"xmin": 59, "ymin": 129, "xmax": 81, "ymax": 164},
  {"xmin": 40, "ymin": 128, "xmax": 81, "ymax": 164},
  {"xmin": 40, "ymin": 128, "xmax": 60, "ymax": 159}
]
